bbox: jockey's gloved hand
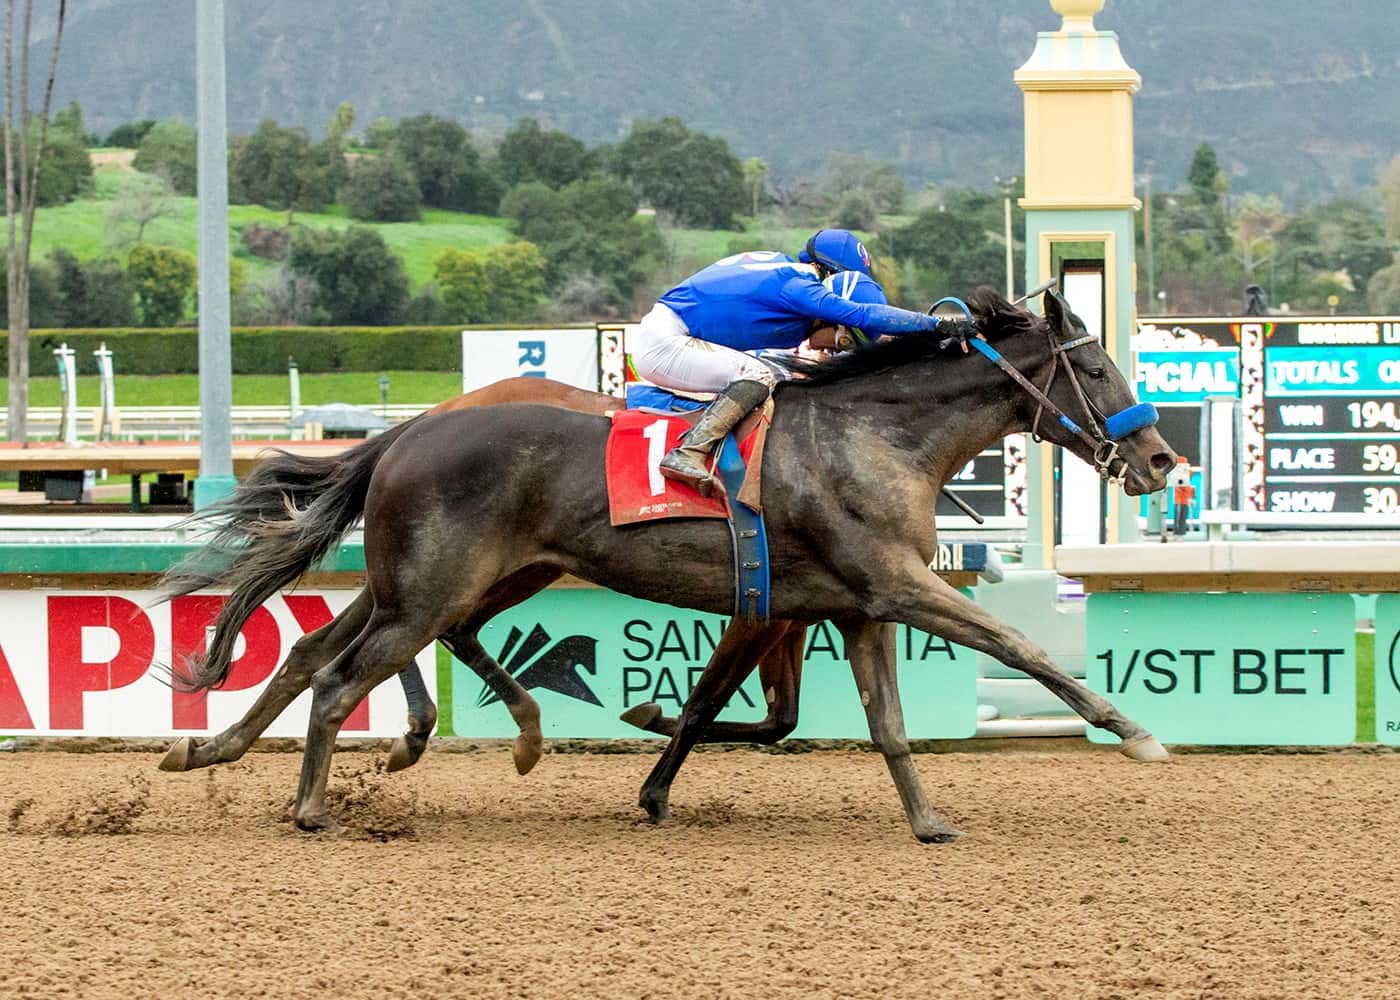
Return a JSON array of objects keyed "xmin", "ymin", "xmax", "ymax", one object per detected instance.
[{"xmin": 935, "ymin": 320, "xmax": 977, "ymax": 353}]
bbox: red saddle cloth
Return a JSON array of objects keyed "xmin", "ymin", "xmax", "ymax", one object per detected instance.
[{"xmin": 605, "ymin": 409, "xmax": 765, "ymax": 526}]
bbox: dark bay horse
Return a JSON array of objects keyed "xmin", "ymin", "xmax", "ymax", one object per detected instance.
[
  {"xmin": 159, "ymin": 376, "xmax": 808, "ymax": 777},
  {"xmin": 172, "ymin": 288, "xmax": 1176, "ymax": 841}
]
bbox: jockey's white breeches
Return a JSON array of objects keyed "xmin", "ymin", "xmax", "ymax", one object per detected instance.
[{"xmin": 629, "ymin": 303, "xmax": 779, "ymax": 393}]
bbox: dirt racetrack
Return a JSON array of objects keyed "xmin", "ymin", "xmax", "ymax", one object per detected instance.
[{"xmin": 2, "ymin": 745, "xmax": 1398, "ymax": 999}]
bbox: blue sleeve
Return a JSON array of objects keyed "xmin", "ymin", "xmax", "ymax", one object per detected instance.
[{"xmin": 777, "ymin": 277, "xmax": 942, "ymax": 335}]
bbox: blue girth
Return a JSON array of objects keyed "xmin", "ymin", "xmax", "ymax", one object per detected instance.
[{"xmin": 625, "ymin": 384, "xmax": 771, "ymax": 620}]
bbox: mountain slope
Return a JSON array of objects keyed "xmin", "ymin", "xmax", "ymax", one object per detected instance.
[{"xmin": 33, "ymin": 0, "xmax": 1400, "ymax": 198}]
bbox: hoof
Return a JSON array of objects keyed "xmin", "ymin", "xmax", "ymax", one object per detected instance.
[
  {"xmin": 157, "ymin": 737, "xmax": 194, "ymax": 773},
  {"xmin": 619, "ymin": 702, "xmax": 663, "ymax": 732},
  {"xmin": 1120, "ymin": 733, "xmax": 1169, "ymax": 763},
  {"xmin": 914, "ymin": 827, "xmax": 963, "ymax": 844},
  {"xmin": 513, "ymin": 729, "xmax": 543, "ymax": 776},
  {"xmin": 293, "ymin": 812, "xmax": 342, "ymax": 835},
  {"xmin": 639, "ymin": 790, "xmax": 670, "ymax": 824},
  {"xmin": 385, "ymin": 735, "xmax": 416, "ymax": 773}
]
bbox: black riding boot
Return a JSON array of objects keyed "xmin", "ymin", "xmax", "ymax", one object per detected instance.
[{"xmin": 659, "ymin": 379, "xmax": 771, "ymax": 498}]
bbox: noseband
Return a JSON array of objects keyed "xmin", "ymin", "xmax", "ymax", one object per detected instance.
[{"xmin": 965, "ymin": 326, "xmax": 1158, "ymax": 483}]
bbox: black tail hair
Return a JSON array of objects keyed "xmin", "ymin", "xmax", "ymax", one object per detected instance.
[{"xmin": 160, "ymin": 421, "xmax": 412, "ymax": 692}]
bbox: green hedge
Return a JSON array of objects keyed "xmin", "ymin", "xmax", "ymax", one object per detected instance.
[{"xmin": 0, "ymin": 325, "xmax": 593, "ymax": 375}]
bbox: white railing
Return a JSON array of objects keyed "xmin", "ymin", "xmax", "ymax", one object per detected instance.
[{"xmin": 0, "ymin": 404, "xmax": 433, "ymax": 441}]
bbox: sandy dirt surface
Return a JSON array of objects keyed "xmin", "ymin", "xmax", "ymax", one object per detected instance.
[{"xmin": 1, "ymin": 746, "xmax": 1398, "ymax": 999}]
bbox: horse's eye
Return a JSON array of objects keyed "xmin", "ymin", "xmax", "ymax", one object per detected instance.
[{"xmin": 1088, "ymin": 367, "xmax": 1106, "ymax": 380}]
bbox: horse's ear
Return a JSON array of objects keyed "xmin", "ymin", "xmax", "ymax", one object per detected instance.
[{"xmin": 1042, "ymin": 288, "xmax": 1068, "ymax": 335}]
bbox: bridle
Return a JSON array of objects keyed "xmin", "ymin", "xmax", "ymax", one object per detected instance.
[{"xmin": 933, "ymin": 294, "xmax": 1159, "ymax": 484}]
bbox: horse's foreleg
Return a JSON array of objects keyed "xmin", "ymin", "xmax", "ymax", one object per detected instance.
[
  {"xmin": 840, "ymin": 617, "xmax": 961, "ymax": 843},
  {"xmin": 387, "ymin": 566, "xmax": 561, "ymax": 774},
  {"xmin": 635, "ymin": 619, "xmax": 784, "ymax": 822},
  {"xmin": 886, "ymin": 573, "xmax": 1167, "ymax": 761},
  {"xmin": 159, "ymin": 590, "xmax": 374, "ymax": 773},
  {"xmin": 624, "ymin": 624, "xmax": 805, "ymax": 744}
]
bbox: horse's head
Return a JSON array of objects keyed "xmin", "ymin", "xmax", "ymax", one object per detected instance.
[{"xmin": 1019, "ymin": 288, "xmax": 1176, "ymax": 497}]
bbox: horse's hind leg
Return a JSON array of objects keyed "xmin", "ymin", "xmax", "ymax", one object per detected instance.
[
  {"xmin": 624, "ymin": 623, "xmax": 805, "ymax": 744},
  {"xmin": 159, "ymin": 590, "xmax": 374, "ymax": 773},
  {"xmin": 388, "ymin": 566, "xmax": 563, "ymax": 774},
  {"xmin": 294, "ymin": 610, "xmax": 440, "ymax": 832},
  {"xmin": 438, "ymin": 630, "xmax": 544, "ymax": 775}
]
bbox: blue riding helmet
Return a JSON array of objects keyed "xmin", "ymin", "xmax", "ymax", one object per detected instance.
[
  {"xmin": 822, "ymin": 270, "xmax": 886, "ymax": 345},
  {"xmin": 823, "ymin": 269, "xmax": 886, "ymax": 305},
  {"xmin": 799, "ymin": 229, "xmax": 873, "ymax": 276}
]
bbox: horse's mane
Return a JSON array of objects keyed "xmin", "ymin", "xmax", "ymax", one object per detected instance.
[{"xmin": 775, "ymin": 286, "xmax": 1042, "ymax": 390}]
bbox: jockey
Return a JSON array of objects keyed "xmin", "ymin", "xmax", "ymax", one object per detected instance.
[{"xmin": 630, "ymin": 232, "xmax": 944, "ymax": 497}]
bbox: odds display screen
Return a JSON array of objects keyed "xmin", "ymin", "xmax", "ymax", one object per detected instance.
[
  {"xmin": 1134, "ymin": 317, "xmax": 1400, "ymax": 515},
  {"xmin": 1261, "ymin": 322, "xmax": 1400, "ymax": 514}
]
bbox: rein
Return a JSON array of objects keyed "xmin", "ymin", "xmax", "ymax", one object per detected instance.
[{"xmin": 966, "ymin": 332, "xmax": 1158, "ymax": 483}]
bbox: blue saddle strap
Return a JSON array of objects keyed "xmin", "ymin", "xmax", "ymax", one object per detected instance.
[{"xmin": 714, "ymin": 432, "xmax": 770, "ymax": 620}]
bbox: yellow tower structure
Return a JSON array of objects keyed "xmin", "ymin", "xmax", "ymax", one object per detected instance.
[{"xmin": 1015, "ymin": 0, "xmax": 1142, "ymax": 564}]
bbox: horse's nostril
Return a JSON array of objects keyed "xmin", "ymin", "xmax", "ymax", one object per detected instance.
[{"xmin": 1149, "ymin": 452, "xmax": 1175, "ymax": 474}]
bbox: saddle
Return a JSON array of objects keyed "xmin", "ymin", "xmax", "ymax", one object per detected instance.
[{"xmin": 605, "ymin": 384, "xmax": 774, "ymax": 619}]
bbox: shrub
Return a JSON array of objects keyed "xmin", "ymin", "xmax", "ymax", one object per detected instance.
[
  {"xmin": 0, "ymin": 325, "xmax": 593, "ymax": 375},
  {"xmin": 128, "ymin": 244, "xmax": 197, "ymax": 327},
  {"xmin": 240, "ymin": 223, "xmax": 291, "ymax": 261},
  {"xmin": 434, "ymin": 241, "xmax": 546, "ymax": 324}
]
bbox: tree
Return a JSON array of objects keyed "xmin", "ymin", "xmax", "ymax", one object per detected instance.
[
  {"xmin": 105, "ymin": 172, "xmax": 176, "ymax": 246},
  {"xmin": 1230, "ymin": 193, "xmax": 1285, "ymax": 277},
  {"xmin": 342, "ymin": 153, "xmax": 421, "ymax": 222},
  {"xmin": 49, "ymin": 249, "xmax": 133, "ymax": 327},
  {"xmin": 0, "ymin": 255, "xmax": 59, "ymax": 327},
  {"xmin": 51, "ymin": 99, "xmax": 94, "ymax": 145},
  {"xmin": 496, "ymin": 117, "xmax": 592, "ymax": 190},
  {"xmin": 229, "ymin": 119, "xmax": 333, "ymax": 221},
  {"xmin": 132, "ymin": 119, "xmax": 197, "ymax": 194},
  {"xmin": 27, "ymin": 121, "xmax": 90, "ymax": 205},
  {"xmin": 610, "ymin": 118, "xmax": 746, "ymax": 229},
  {"xmin": 391, "ymin": 113, "xmax": 501, "ymax": 213},
  {"xmin": 286, "ymin": 226, "xmax": 408, "ymax": 325},
  {"xmin": 363, "ymin": 117, "xmax": 395, "ymax": 151},
  {"xmin": 1366, "ymin": 262, "xmax": 1400, "ymax": 313},
  {"xmin": 823, "ymin": 153, "xmax": 905, "ymax": 214},
  {"xmin": 1188, "ymin": 143, "xmax": 1223, "ymax": 207},
  {"xmin": 4, "ymin": 0, "xmax": 68, "ymax": 441},
  {"xmin": 878, "ymin": 205, "xmax": 1005, "ymax": 308},
  {"xmin": 833, "ymin": 189, "xmax": 879, "ymax": 230},
  {"xmin": 1380, "ymin": 154, "xmax": 1400, "ymax": 241},
  {"xmin": 500, "ymin": 174, "xmax": 663, "ymax": 304},
  {"xmin": 435, "ymin": 241, "xmax": 546, "ymax": 323},
  {"xmin": 742, "ymin": 157, "xmax": 768, "ymax": 218},
  {"xmin": 105, "ymin": 118, "xmax": 155, "ymax": 149},
  {"xmin": 325, "ymin": 101, "xmax": 355, "ymax": 149},
  {"xmin": 127, "ymin": 243, "xmax": 196, "ymax": 326}
]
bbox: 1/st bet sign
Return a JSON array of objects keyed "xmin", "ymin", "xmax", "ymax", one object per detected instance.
[{"xmin": 0, "ymin": 591, "xmax": 432, "ymax": 737}]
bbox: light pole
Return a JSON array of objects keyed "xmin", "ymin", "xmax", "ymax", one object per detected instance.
[
  {"xmin": 379, "ymin": 374, "xmax": 390, "ymax": 416},
  {"xmin": 994, "ymin": 174, "xmax": 1018, "ymax": 299},
  {"xmin": 194, "ymin": 0, "xmax": 235, "ymax": 508}
]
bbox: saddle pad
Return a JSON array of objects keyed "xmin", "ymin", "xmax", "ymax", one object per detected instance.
[{"xmin": 605, "ymin": 409, "xmax": 765, "ymax": 526}]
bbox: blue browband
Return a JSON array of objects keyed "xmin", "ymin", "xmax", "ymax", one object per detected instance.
[{"xmin": 1105, "ymin": 402, "xmax": 1159, "ymax": 441}]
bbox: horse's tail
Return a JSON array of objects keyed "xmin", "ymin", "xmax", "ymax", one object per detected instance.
[{"xmin": 162, "ymin": 421, "xmax": 412, "ymax": 692}]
